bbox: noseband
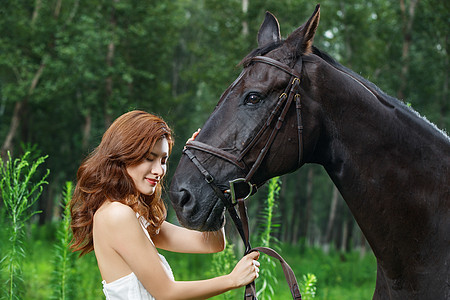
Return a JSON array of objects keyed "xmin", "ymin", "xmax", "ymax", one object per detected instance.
[{"xmin": 182, "ymin": 55, "xmax": 304, "ymax": 299}]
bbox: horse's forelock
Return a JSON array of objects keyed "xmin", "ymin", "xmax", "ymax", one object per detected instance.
[{"xmin": 239, "ymin": 41, "xmax": 284, "ymax": 67}]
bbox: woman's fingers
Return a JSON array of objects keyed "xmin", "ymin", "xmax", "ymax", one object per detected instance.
[
  {"xmin": 184, "ymin": 129, "xmax": 201, "ymax": 150},
  {"xmin": 184, "ymin": 128, "xmax": 200, "ymax": 149},
  {"xmin": 246, "ymin": 252, "xmax": 260, "ymax": 280},
  {"xmin": 253, "ymin": 260, "xmax": 260, "ymax": 278},
  {"xmin": 247, "ymin": 251, "xmax": 260, "ymax": 260},
  {"xmin": 230, "ymin": 251, "xmax": 261, "ymax": 287},
  {"xmin": 187, "ymin": 129, "xmax": 201, "ymax": 143}
]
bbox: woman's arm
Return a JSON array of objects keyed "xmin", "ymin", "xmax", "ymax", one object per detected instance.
[
  {"xmin": 158, "ymin": 252, "xmax": 259, "ymax": 300},
  {"xmin": 102, "ymin": 204, "xmax": 259, "ymax": 300},
  {"xmin": 152, "ymin": 221, "xmax": 225, "ymax": 253}
]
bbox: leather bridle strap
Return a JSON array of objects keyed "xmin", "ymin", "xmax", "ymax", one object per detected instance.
[
  {"xmin": 182, "ymin": 149, "xmax": 302, "ymax": 300},
  {"xmin": 244, "ymin": 75, "xmax": 301, "ymax": 181},
  {"xmin": 184, "ymin": 55, "xmax": 304, "ymax": 186},
  {"xmin": 237, "ymin": 198, "xmax": 302, "ymax": 300},
  {"xmin": 183, "ymin": 148, "xmax": 249, "ymax": 246},
  {"xmin": 185, "ymin": 141, "xmax": 248, "ymax": 170},
  {"xmin": 251, "ymin": 56, "xmax": 301, "ymax": 78}
]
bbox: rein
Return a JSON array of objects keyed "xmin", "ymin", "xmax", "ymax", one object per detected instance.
[{"xmin": 183, "ymin": 55, "xmax": 304, "ymax": 299}]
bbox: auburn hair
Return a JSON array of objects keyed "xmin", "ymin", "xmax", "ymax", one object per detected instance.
[{"xmin": 70, "ymin": 110, "xmax": 173, "ymax": 256}]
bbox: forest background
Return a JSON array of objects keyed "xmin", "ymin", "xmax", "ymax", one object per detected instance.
[{"xmin": 0, "ymin": 0, "xmax": 448, "ymax": 299}]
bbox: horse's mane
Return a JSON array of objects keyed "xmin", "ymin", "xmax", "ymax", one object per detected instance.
[
  {"xmin": 310, "ymin": 46, "xmax": 449, "ymax": 140},
  {"xmin": 239, "ymin": 42, "xmax": 284, "ymax": 67},
  {"xmin": 311, "ymin": 47, "xmax": 399, "ymax": 104}
]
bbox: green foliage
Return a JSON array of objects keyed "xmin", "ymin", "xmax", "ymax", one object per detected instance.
[
  {"xmin": 255, "ymin": 177, "xmax": 280, "ymax": 299},
  {"xmin": 253, "ymin": 177, "xmax": 318, "ymax": 299},
  {"xmin": 300, "ymin": 273, "xmax": 318, "ymax": 300},
  {"xmin": 208, "ymin": 242, "xmax": 237, "ymax": 300},
  {"xmin": 257, "ymin": 177, "xmax": 281, "ymax": 247},
  {"xmin": 0, "ymin": 151, "xmax": 49, "ymax": 300},
  {"xmin": 51, "ymin": 181, "xmax": 76, "ymax": 300}
]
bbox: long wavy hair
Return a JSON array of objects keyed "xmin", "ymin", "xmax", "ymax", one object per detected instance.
[{"xmin": 70, "ymin": 110, "xmax": 173, "ymax": 256}]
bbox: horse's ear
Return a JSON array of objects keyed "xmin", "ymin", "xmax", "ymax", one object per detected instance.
[
  {"xmin": 257, "ymin": 12, "xmax": 281, "ymax": 48},
  {"xmin": 286, "ymin": 4, "xmax": 320, "ymax": 55}
]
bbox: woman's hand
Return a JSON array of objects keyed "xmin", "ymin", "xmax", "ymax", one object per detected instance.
[
  {"xmin": 228, "ymin": 251, "xmax": 260, "ymax": 288},
  {"xmin": 187, "ymin": 129, "xmax": 200, "ymax": 143},
  {"xmin": 184, "ymin": 129, "xmax": 200, "ymax": 150}
]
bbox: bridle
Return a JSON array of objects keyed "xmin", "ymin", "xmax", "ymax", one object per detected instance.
[
  {"xmin": 183, "ymin": 55, "xmax": 304, "ymax": 299},
  {"xmin": 185, "ymin": 55, "xmax": 304, "ymax": 185}
]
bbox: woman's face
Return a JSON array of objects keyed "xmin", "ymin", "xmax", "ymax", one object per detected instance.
[{"xmin": 126, "ymin": 137, "xmax": 169, "ymax": 195}]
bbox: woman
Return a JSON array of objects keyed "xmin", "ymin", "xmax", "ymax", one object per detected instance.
[{"xmin": 70, "ymin": 110, "xmax": 260, "ymax": 300}]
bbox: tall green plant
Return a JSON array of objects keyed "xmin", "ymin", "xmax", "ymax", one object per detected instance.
[
  {"xmin": 0, "ymin": 151, "xmax": 49, "ymax": 300},
  {"xmin": 256, "ymin": 177, "xmax": 317, "ymax": 299},
  {"xmin": 255, "ymin": 177, "xmax": 281, "ymax": 299},
  {"xmin": 300, "ymin": 273, "xmax": 317, "ymax": 300},
  {"xmin": 51, "ymin": 181, "xmax": 76, "ymax": 300}
]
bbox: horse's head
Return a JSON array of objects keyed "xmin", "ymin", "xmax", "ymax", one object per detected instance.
[{"xmin": 170, "ymin": 5, "xmax": 323, "ymax": 231}]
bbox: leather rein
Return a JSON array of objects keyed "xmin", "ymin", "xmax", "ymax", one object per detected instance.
[{"xmin": 183, "ymin": 55, "xmax": 304, "ymax": 299}]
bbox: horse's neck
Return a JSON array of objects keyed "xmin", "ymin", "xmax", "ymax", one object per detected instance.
[
  {"xmin": 320, "ymin": 76, "xmax": 449, "ymax": 197},
  {"xmin": 316, "ymin": 67, "xmax": 450, "ymax": 272}
]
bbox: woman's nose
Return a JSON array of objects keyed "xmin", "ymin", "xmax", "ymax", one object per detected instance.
[{"xmin": 152, "ymin": 162, "xmax": 165, "ymax": 176}]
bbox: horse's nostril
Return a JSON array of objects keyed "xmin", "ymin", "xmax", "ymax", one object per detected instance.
[
  {"xmin": 179, "ymin": 190, "xmax": 190, "ymax": 207},
  {"xmin": 170, "ymin": 189, "xmax": 197, "ymax": 214},
  {"xmin": 169, "ymin": 190, "xmax": 189, "ymax": 206}
]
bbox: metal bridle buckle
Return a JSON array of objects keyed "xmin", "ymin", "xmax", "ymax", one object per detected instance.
[{"xmin": 228, "ymin": 178, "xmax": 254, "ymax": 205}]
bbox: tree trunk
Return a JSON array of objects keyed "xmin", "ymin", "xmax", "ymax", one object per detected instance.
[
  {"xmin": 340, "ymin": 213, "xmax": 354, "ymax": 252},
  {"xmin": 1, "ymin": 63, "xmax": 45, "ymax": 158},
  {"xmin": 323, "ymin": 186, "xmax": 339, "ymax": 252},
  {"xmin": 359, "ymin": 231, "xmax": 367, "ymax": 258},
  {"xmin": 278, "ymin": 176, "xmax": 288, "ymax": 242},
  {"xmin": 302, "ymin": 167, "xmax": 314, "ymax": 245},
  {"xmin": 340, "ymin": 217, "xmax": 349, "ymax": 252},
  {"xmin": 242, "ymin": 0, "xmax": 249, "ymax": 36},
  {"xmin": 54, "ymin": 0, "xmax": 62, "ymax": 18},
  {"xmin": 289, "ymin": 173, "xmax": 302, "ymax": 244},
  {"xmin": 440, "ymin": 35, "xmax": 448, "ymax": 129},
  {"xmin": 104, "ymin": 2, "xmax": 118, "ymax": 129},
  {"xmin": 1, "ymin": 0, "xmax": 45, "ymax": 157},
  {"xmin": 81, "ymin": 111, "xmax": 92, "ymax": 150},
  {"xmin": 397, "ymin": 0, "xmax": 420, "ymax": 100},
  {"xmin": 1, "ymin": 101, "xmax": 24, "ymax": 158},
  {"xmin": 31, "ymin": 0, "xmax": 42, "ymax": 26}
]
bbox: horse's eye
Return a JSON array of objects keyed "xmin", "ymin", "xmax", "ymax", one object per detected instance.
[{"xmin": 245, "ymin": 93, "xmax": 262, "ymax": 105}]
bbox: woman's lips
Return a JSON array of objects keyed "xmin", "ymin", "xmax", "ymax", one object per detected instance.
[{"xmin": 145, "ymin": 178, "xmax": 158, "ymax": 186}]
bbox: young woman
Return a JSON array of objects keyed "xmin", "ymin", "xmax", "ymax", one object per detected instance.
[{"xmin": 70, "ymin": 110, "xmax": 260, "ymax": 300}]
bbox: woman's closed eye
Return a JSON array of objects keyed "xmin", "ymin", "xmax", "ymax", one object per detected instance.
[{"xmin": 146, "ymin": 156, "xmax": 168, "ymax": 164}]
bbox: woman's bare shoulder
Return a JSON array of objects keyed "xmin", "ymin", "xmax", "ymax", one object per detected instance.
[{"xmin": 94, "ymin": 201, "xmax": 136, "ymax": 228}]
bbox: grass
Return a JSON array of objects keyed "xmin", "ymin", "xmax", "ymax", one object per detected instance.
[
  {"xmin": 19, "ymin": 228, "xmax": 376, "ymax": 299},
  {"xmin": 23, "ymin": 234, "xmax": 103, "ymax": 300},
  {"xmin": 268, "ymin": 245, "xmax": 377, "ymax": 300}
]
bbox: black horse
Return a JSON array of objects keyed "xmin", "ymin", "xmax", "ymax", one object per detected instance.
[{"xmin": 170, "ymin": 5, "xmax": 450, "ymax": 299}]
